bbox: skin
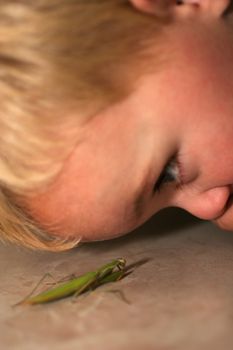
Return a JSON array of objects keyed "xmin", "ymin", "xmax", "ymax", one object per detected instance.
[{"xmin": 23, "ymin": 0, "xmax": 233, "ymax": 240}]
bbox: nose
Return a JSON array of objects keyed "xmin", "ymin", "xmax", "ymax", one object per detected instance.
[{"xmin": 172, "ymin": 185, "xmax": 231, "ymax": 220}]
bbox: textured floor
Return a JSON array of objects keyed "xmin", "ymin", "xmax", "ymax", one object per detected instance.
[{"xmin": 1, "ymin": 208, "xmax": 233, "ymax": 350}]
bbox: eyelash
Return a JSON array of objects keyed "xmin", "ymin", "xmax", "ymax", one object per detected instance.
[{"xmin": 153, "ymin": 158, "xmax": 180, "ymax": 193}]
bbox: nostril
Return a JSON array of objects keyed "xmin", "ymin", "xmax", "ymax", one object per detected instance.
[{"xmin": 226, "ymin": 194, "xmax": 233, "ymax": 211}]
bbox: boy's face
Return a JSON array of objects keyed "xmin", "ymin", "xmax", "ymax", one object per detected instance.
[{"xmin": 24, "ymin": 3, "xmax": 233, "ymax": 240}]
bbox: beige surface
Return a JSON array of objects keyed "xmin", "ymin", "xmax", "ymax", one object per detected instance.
[{"xmin": 1, "ymin": 208, "xmax": 233, "ymax": 350}]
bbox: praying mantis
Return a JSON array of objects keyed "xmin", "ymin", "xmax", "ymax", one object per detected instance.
[{"xmin": 15, "ymin": 258, "xmax": 127, "ymax": 306}]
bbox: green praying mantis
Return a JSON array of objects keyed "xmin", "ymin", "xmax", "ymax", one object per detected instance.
[{"xmin": 15, "ymin": 258, "xmax": 127, "ymax": 306}]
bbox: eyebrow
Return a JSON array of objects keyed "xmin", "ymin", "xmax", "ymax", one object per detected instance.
[
  {"xmin": 133, "ymin": 190, "xmax": 146, "ymax": 220},
  {"xmin": 133, "ymin": 177, "xmax": 150, "ymax": 220}
]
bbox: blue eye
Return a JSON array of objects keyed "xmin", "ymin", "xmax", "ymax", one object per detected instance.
[{"xmin": 153, "ymin": 159, "xmax": 179, "ymax": 193}]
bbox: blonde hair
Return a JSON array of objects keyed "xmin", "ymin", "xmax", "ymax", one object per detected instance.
[{"xmin": 0, "ymin": 0, "xmax": 170, "ymax": 251}]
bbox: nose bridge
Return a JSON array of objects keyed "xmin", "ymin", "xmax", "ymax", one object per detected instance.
[
  {"xmin": 184, "ymin": 0, "xmax": 231, "ymax": 16},
  {"xmin": 173, "ymin": 185, "xmax": 231, "ymax": 220}
]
